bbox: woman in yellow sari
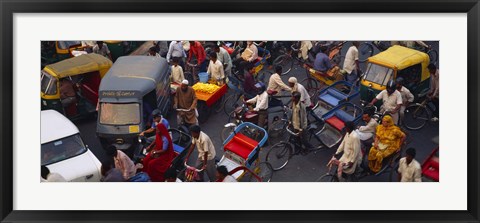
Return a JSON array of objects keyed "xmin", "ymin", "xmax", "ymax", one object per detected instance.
[{"xmin": 368, "ymin": 115, "xmax": 406, "ymax": 173}]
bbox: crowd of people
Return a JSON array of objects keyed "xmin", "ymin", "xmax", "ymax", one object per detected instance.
[{"xmin": 40, "ymin": 40, "xmax": 439, "ymax": 183}]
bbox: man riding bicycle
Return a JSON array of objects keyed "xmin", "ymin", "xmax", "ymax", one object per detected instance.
[
  {"xmin": 174, "ymin": 79, "xmax": 198, "ymax": 126},
  {"xmin": 245, "ymin": 82, "xmax": 269, "ymax": 128},
  {"xmin": 327, "ymin": 121, "xmax": 362, "ymax": 181}
]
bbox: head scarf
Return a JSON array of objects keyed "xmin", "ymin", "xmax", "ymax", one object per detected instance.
[
  {"xmin": 375, "ymin": 114, "xmax": 404, "ymax": 147},
  {"xmin": 153, "ymin": 123, "xmax": 173, "ymax": 152},
  {"xmin": 142, "ymin": 123, "xmax": 175, "ymax": 182},
  {"xmin": 288, "ymin": 77, "xmax": 298, "ymax": 92}
]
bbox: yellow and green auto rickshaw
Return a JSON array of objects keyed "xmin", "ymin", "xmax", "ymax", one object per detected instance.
[
  {"xmin": 41, "ymin": 53, "xmax": 113, "ymax": 119},
  {"xmin": 104, "ymin": 41, "xmax": 144, "ymax": 62},
  {"xmin": 41, "ymin": 41, "xmax": 83, "ymax": 68},
  {"xmin": 360, "ymin": 45, "xmax": 431, "ymax": 105}
]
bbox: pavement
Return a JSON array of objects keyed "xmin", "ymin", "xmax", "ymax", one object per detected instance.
[{"xmin": 74, "ymin": 41, "xmax": 439, "ymax": 182}]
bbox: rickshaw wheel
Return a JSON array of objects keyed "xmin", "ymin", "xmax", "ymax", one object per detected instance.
[
  {"xmin": 266, "ymin": 142, "xmax": 292, "ymax": 171},
  {"xmin": 221, "ymin": 125, "xmax": 235, "ymax": 142},
  {"xmin": 272, "ymin": 55, "xmax": 294, "ymax": 76},
  {"xmin": 316, "ymin": 173, "xmax": 339, "ymax": 182},
  {"xmin": 268, "ymin": 119, "xmax": 288, "ymax": 145},
  {"xmin": 255, "ymin": 162, "xmax": 274, "ymax": 182}
]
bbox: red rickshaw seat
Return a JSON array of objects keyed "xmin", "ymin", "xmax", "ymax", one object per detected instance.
[
  {"xmin": 325, "ymin": 115, "xmax": 345, "ymax": 132},
  {"xmin": 422, "ymin": 157, "xmax": 439, "ymax": 181},
  {"xmin": 224, "ymin": 133, "xmax": 259, "ymax": 159}
]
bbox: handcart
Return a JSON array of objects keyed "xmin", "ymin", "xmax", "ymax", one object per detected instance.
[
  {"xmin": 193, "ymin": 82, "xmax": 228, "ymax": 123},
  {"xmin": 218, "ymin": 122, "xmax": 273, "ymax": 182}
]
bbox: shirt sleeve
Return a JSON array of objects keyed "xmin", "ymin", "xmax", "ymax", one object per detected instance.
[
  {"xmin": 104, "ymin": 44, "xmax": 110, "ymax": 54},
  {"xmin": 406, "ymin": 89, "xmax": 415, "ymax": 102},
  {"xmin": 246, "ymin": 95, "xmax": 258, "ymax": 105},
  {"xmin": 414, "ymin": 165, "xmax": 422, "ymax": 182},
  {"xmin": 375, "ymin": 91, "xmax": 384, "ymax": 100},
  {"xmin": 207, "ymin": 61, "xmax": 212, "ymax": 74},
  {"xmin": 398, "ymin": 159, "xmax": 404, "ymax": 174},
  {"xmin": 353, "ymin": 47, "xmax": 359, "ymax": 60},
  {"xmin": 396, "ymin": 92, "xmax": 403, "ymax": 105},
  {"xmin": 167, "ymin": 42, "xmax": 174, "ymax": 62},
  {"xmin": 162, "ymin": 136, "xmax": 169, "ymax": 151}
]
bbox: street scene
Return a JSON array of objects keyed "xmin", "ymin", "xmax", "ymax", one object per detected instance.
[{"xmin": 40, "ymin": 40, "xmax": 439, "ymax": 183}]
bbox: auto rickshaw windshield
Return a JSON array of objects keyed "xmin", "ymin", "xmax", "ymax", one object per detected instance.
[
  {"xmin": 364, "ymin": 63, "xmax": 394, "ymax": 86},
  {"xmin": 99, "ymin": 102, "xmax": 140, "ymax": 125},
  {"xmin": 41, "ymin": 133, "xmax": 87, "ymax": 166},
  {"xmin": 41, "ymin": 71, "xmax": 57, "ymax": 95}
]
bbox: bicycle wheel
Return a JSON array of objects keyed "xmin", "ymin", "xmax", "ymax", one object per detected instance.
[
  {"xmin": 300, "ymin": 77, "xmax": 319, "ymax": 102},
  {"xmin": 221, "ymin": 125, "xmax": 236, "ymax": 143},
  {"xmin": 427, "ymin": 49, "xmax": 439, "ymax": 65},
  {"xmin": 358, "ymin": 42, "xmax": 374, "ymax": 62},
  {"xmin": 266, "ymin": 142, "xmax": 292, "ymax": 171},
  {"xmin": 272, "ymin": 55, "xmax": 294, "ymax": 75},
  {"xmin": 223, "ymin": 94, "xmax": 239, "ymax": 116},
  {"xmin": 403, "ymin": 104, "xmax": 430, "ymax": 130},
  {"xmin": 268, "ymin": 119, "xmax": 288, "ymax": 145},
  {"xmin": 305, "ymin": 125, "xmax": 326, "ymax": 152},
  {"xmin": 316, "ymin": 173, "xmax": 339, "ymax": 182},
  {"xmin": 213, "ymin": 94, "xmax": 225, "ymax": 113},
  {"xmin": 255, "ymin": 162, "xmax": 274, "ymax": 182}
]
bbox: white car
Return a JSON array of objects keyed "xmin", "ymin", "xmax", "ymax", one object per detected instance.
[{"xmin": 41, "ymin": 110, "xmax": 102, "ymax": 182}]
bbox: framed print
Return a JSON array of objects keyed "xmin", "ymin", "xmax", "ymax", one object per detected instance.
[{"xmin": 1, "ymin": 0, "xmax": 479, "ymax": 222}]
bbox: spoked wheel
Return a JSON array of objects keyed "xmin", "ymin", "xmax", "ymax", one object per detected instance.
[
  {"xmin": 427, "ymin": 49, "xmax": 439, "ymax": 65},
  {"xmin": 304, "ymin": 125, "xmax": 326, "ymax": 152},
  {"xmin": 358, "ymin": 42, "xmax": 374, "ymax": 62},
  {"xmin": 273, "ymin": 55, "xmax": 294, "ymax": 75},
  {"xmin": 213, "ymin": 94, "xmax": 225, "ymax": 113},
  {"xmin": 223, "ymin": 94, "xmax": 239, "ymax": 116},
  {"xmin": 403, "ymin": 104, "xmax": 430, "ymax": 130},
  {"xmin": 266, "ymin": 142, "xmax": 292, "ymax": 171},
  {"xmin": 316, "ymin": 173, "xmax": 339, "ymax": 182},
  {"xmin": 268, "ymin": 119, "xmax": 288, "ymax": 145},
  {"xmin": 254, "ymin": 162, "xmax": 274, "ymax": 182},
  {"xmin": 300, "ymin": 77, "xmax": 319, "ymax": 104}
]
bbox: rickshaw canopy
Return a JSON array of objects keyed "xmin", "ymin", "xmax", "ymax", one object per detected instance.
[
  {"xmin": 43, "ymin": 54, "xmax": 113, "ymax": 79},
  {"xmin": 368, "ymin": 45, "xmax": 430, "ymax": 71},
  {"xmin": 99, "ymin": 56, "xmax": 169, "ymax": 99}
]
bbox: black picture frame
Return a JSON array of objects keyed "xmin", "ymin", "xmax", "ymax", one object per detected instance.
[{"xmin": 1, "ymin": 0, "xmax": 479, "ymax": 222}]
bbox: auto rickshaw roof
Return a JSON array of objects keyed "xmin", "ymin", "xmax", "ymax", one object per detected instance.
[
  {"xmin": 368, "ymin": 45, "xmax": 429, "ymax": 70},
  {"xmin": 43, "ymin": 54, "xmax": 113, "ymax": 78},
  {"xmin": 99, "ymin": 56, "xmax": 169, "ymax": 97}
]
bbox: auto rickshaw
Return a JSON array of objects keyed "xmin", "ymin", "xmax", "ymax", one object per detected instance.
[
  {"xmin": 41, "ymin": 53, "xmax": 113, "ymax": 120},
  {"xmin": 104, "ymin": 41, "xmax": 144, "ymax": 62},
  {"xmin": 41, "ymin": 41, "xmax": 83, "ymax": 68},
  {"xmin": 360, "ymin": 45, "xmax": 431, "ymax": 106},
  {"xmin": 96, "ymin": 56, "xmax": 171, "ymax": 154}
]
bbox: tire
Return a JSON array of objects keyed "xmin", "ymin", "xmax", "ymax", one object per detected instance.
[
  {"xmin": 272, "ymin": 55, "xmax": 294, "ymax": 75},
  {"xmin": 300, "ymin": 77, "xmax": 319, "ymax": 103},
  {"xmin": 427, "ymin": 49, "xmax": 438, "ymax": 65},
  {"xmin": 403, "ymin": 104, "xmax": 430, "ymax": 130},
  {"xmin": 266, "ymin": 142, "xmax": 292, "ymax": 171},
  {"xmin": 358, "ymin": 42, "xmax": 374, "ymax": 62},
  {"xmin": 316, "ymin": 173, "xmax": 339, "ymax": 182},
  {"xmin": 268, "ymin": 119, "xmax": 288, "ymax": 145},
  {"xmin": 255, "ymin": 162, "xmax": 274, "ymax": 182},
  {"xmin": 304, "ymin": 125, "xmax": 326, "ymax": 152},
  {"xmin": 221, "ymin": 125, "xmax": 236, "ymax": 142},
  {"xmin": 223, "ymin": 94, "xmax": 239, "ymax": 116}
]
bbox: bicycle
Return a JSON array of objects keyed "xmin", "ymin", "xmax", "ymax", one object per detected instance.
[
  {"xmin": 266, "ymin": 124, "xmax": 325, "ymax": 171},
  {"xmin": 271, "ymin": 42, "xmax": 308, "ymax": 75},
  {"xmin": 402, "ymin": 96, "xmax": 438, "ymax": 130}
]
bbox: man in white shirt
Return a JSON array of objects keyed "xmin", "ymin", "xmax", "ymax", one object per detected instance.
[
  {"xmin": 268, "ymin": 65, "xmax": 292, "ymax": 94},
  {"xmin": 93, "ymin": 41, "xmax": 112, "ymax": 61},
  {"xmin": 395, "ymin": 77, "xmax": 414, "ymax": 125},
  {"xmin": 246, "ymin": 82, "xmax": 269, "ymax": 128},
  {"xmin": 288, "ymin": 77, "xmax": 313, "ymax": 108},
  {"xmin": 216, "ymin": 165, "xmax": 237, "ymax": 182},
  {"xmin": 233, "ymin": 41, "xmax": 258, "ymax": 74},
  {"xmin": 166, "ymin": 41, "xmax": 187, "ymax": 68},
  {"xmin": 207, "ymin": 52, "xmax": 225, "ymax": 85},
  {"xmin": 187, "ymin": 125, "xmax": 217, "ymax": 182},
  {"xmin": 147, "ymin": 47, "xmax": 161, "ymax": 57},
  {"xmin": 342, "ymin": 41, "xmax": 360, "ymax": 85},
  {"xmin": 427, "ymin": 64, "xmax": 439, "ymax": 121},
  {"xmin": 81, "ymin": 41, "xmax": 96, "ymax": 53},
  {"xmin": 355, "ymin": 109, "xmax": 378, "ymax": 141},
  {"xmin": 398, "ymin": 148, "xmax": 422, "ymax": 182},
  {"xmin": 170, "ymin": 57, "xmax": 184, "ymax": 85},
  {"xmin": 369, "ymin": 80, "xmax": 403, "ymax": 125},
  {"xmin": 327, "ymin": 121, "xmax": 362, "ymax": 181},
  {"xmin": 214, "ymin": 45, "xmax": 232, "ymax": 77}
]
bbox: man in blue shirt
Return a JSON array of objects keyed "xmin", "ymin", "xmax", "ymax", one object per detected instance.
[
  {"xmin": 140, "ymin": 109, "xmax": 170, "ymax": 145},
  {"xmin": 313, "ymin": 46, "xmax": 332, "ymax": 73}
]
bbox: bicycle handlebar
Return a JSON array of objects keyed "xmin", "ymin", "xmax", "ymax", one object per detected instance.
[
  {"xmin": 176, "ymin": 108, "xmax": 192, "ymax": 112},
  {"xmin": 184, "ymin": 162, "xmax": 204, "ymax": 172},
  {"xmin": 286, "ymin": 126, "xmax": 300, "ymax": 136}
]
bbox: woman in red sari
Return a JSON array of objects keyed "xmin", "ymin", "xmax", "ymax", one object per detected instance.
[{"xmin": 142, "ymin": 123, "xmax": 175, "ymax": 182}]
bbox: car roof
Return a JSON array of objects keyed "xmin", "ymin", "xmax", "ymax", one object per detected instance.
[
  {"xmin": 99, "ymin": 56, "xmax": 169, "ymax": 97},
  {"xmin": 368, "ymin": 45, "xmax": 429, "ymax": 70},
  {"xmin": 43, "ymin": 54, "xmax": 113, "ymax": 78},
  {"xmin": 41, "ymin": 110, "xmax": 79, "ymax": 144}
]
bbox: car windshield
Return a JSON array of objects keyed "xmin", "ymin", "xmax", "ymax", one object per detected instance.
[
  {"xmin": 41, "ymin": 134, "xmax": 87, "ymax": 166},
  {"xmin": 41, "ymin": 71, "xmax": 57, "ymax": 95},
  {"xmin": 99, "ymin": 103, "xmax": 140, "ymax": 125},
  {"xmin": 57, "ymin": 41, "xmax": 81, "ymax": 49},
  {"xmin": 364, "ymin": 63, "xmax": 394, "ymax": 86}
]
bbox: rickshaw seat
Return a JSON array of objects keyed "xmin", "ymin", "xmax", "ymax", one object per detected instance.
[
  {"xmin": 224, "ymin": 133, "xmax": 259, "ymax": 159},
  {"xmin": 173, "ymin": 144, "xmax": 185, "ymax": 154},
  {"xmin": 319, "ymin": 89, "xmax": 347, "ymax": 106},
  {"xmin": 422, "ymin": 157, "xmax": 439, "ymax": 181},
  {"xmin": 325, "ymin": 116, "xmax": 345, "ymax": 132}
]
